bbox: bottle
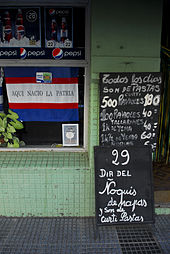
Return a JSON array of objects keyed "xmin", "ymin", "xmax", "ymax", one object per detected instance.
[
  {"xmin": 15, "ymin": 9, "xmax": 25, "ymax": 40},
  {"xmin": 16, "ymin": 8, "xmax": 23, "ymax": 26},
  {"xmin": 16, "ymin": 25, "xmax": 25, "ymax": 40},
  {"xmin": 0, "ymin": 16, "xmax": 2, "ymax": 42},
  {"xmin": 3, "ymin": 11, "xmax": 12, "ymax": 42},
  {"xmin": 60, "ymin": 17, "xmax": 68, "ymax": 43},
  {"xmin": 51, "ymin": 19, "xmax": 57, "ymax": 41}
]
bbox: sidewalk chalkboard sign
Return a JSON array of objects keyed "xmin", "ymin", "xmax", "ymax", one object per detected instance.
[
  {"xmin": 94, "ymin": 146, "xmax": 154, "ymax": 225},
  {"xmin": 99, "ymin": 72, "xmax": 161, "ymax": 151}
]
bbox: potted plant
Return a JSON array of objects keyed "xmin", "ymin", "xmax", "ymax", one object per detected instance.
[{"xmin": 0, "ymin": 109, "xmax": 25, "ymax": 148}]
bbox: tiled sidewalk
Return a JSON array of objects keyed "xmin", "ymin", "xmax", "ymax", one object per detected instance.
[{"xmin": 0, "ymin": 215, "xmax": 169, "ymax": 254}]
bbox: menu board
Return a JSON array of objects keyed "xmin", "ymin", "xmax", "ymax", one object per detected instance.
[
  {"xmin": 99, "ymin": 72, "xmax": 162, "ymax": 151},
  {"xmin": 94, "ymin": 146, "xmax": 154, "ymax": 225}
]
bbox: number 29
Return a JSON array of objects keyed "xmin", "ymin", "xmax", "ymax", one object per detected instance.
[{"xmin": 111, "ymin": 149, "xmax": 130, "ymax": 165}]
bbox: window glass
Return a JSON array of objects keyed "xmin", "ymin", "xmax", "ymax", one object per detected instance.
[{"xmin": 2, "ymin": 66, "xmax": 84, "ymax": 147}]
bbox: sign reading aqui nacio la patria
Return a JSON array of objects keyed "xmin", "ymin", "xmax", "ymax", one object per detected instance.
[
  {"xmin": 94, "ymin": 146, "xmax": 154, "ymax": 225},
  {"xmin": 99, "ymin": 72, "xmax": 161, "ymax": 151}
]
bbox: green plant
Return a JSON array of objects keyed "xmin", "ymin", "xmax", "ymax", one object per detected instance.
[{"xmin": 0, "ymin": 109, "xmax": 25, "ymax": 148}]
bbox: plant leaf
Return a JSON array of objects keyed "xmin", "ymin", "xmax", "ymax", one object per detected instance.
[
  {"xmin": 7, "ymin": 132, "xmax": 13, "ymax": 139},
  {"xmin": 10, "ymin": 120, "xmax": 24, "ymax": 130},
  {"xmin": 13, "ymin": 136, "xmax": 19, "ymax": 142},
  {"xmin": 7, "ymin": 109, "xmax": 19, "ymax": 120},
  {"xmin": 0, "ymin": 118, "xmax": 3, "ymax": 126},
  {"xmin": 7, "ymin": 124, "xmax": 16, "ymax": 133},
  {"xmin": 7, "ymin": 139, "xmax": 19, "ymax": 148},
  {"xmin": 19, "ymin": 140, "xmax": 26, "ymax": 147},
  {"xmin": 2, "ymin": 117, "xmax": 7, "ymax": 128},
  {"xmin": 0, "ymin": 127, "xmax": 5, "ymax": 132},
  {"xmin": 7, "ymin": 142, "xmax": 13, "ymax": 148},
  {"xmin": 0, "ymin": 112, "xmax": 6, "ymax": 118},
  {"xmin": 13, "ymin": 139, "xmax": 20, "ymax": 147},
  {"xmin": 3, "ymin": 132, "xmax": 12, "ymax": 140}
]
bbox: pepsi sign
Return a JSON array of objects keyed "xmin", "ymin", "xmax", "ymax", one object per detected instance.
[
  {"xmin": 62, "ymin": 48, "xmax": 84, "ymax": 59},
  {"xmin": 20, "ymin": 48, "xmax": 85, "ymax": 60},
  {"xmin": 20, "ymin": 48, "xmax": 47, "ymax": 59},
  {"xmin": 0, "ymin": 47, "xmax": 84, "ymax": 60},
  {"xmin": 0, "ymin": 48, "xmax": 19, "ymax": 59},
  {"xmin": 51, "ymin": 48, "xmax": 85, "ymax": 60}
]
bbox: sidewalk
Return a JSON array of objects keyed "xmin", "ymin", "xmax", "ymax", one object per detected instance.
[{"xmin": 0, "ymin": 215, "xmax": 169, "ymax": 254}]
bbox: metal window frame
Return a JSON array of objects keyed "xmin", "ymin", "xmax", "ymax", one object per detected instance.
[{"xmin": 0, "ymin": 0, "xmax": 90, "ymax": 151}]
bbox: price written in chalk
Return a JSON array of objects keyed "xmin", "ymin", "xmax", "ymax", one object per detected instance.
[
  {"xmin": 144, "ymin": 94, "xmax": 160, "ymax": 106},
  {"xmin": 99, "ymin": 72, "xmax": 162, "ymax": 151},
  {"xmin": 101, "ymin": 96, "xmax": 118, "ymax": 108}
]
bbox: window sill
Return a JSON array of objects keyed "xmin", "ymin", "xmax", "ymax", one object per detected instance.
[{"xmin": 0, "ymin": 145, "xmax": 86, "ymax": 152}]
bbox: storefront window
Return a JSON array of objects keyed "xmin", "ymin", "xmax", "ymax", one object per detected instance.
[
  {"xmin": 0, "ymin": 2, "xmax": 89, "ymax": 149},
  {"xmin": 2, "ymin": 66, "xmax": 84, "ymax": 147}
]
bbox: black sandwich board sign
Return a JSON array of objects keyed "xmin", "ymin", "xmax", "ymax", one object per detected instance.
[
  {"xmin": 94, "ymin": 146, "xmax": 154, "ymax": 225},
  {"xmin": 99, "ymin": 72, "xmax": 162, "ymax": 151}
]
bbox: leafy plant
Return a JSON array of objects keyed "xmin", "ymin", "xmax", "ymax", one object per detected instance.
[{"xmin": 0, "ymin": 109, "xmax": 25, "ymax": 148}]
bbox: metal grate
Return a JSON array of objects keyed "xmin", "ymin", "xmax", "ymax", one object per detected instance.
[
  {"xmin": 120, "ymin": 242, "xmax": 162, "ymax": 254},
  {"xmin": 153, "ymin": 215, "xmax": 170, "ymax": 254},
  {"xmin": 80, "ymin": 217, "xmax": 122, "ymax": 254},
  {"xmin": 116, "ymin": 224, "xmax": 163, "ymax": 254},
  {"xmin": 0, "ymin": 216, "xmax": 169, "ymax": 253}
]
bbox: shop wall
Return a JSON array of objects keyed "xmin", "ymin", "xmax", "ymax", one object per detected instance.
[
  {"xmin": 91, "ymin": 0, "xmax": 162, "ymax": 73},
  {"xmin": 88, "ymin": 0, "xmax": 163, "ymax": 216},
  {"xmin": 89, "ymin": 0, "xmax": 163, "ymax": 160},
  {"xmin": 0, "ymin": 0, "xmax": 163, "ymax": 217}
]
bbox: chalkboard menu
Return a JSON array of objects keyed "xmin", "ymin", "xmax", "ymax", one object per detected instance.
[
  {"xmin": 94, "ymin": 146, "xmax": 154, "ymax": 225},
  {"xmin": 99, "ymin": 72, "xmax": 161, "ymax": 151}
]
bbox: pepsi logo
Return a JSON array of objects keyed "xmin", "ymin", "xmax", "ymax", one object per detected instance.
[
  {"xmin": 52, "ymin": 48, "xmax": 63, "ymax": 59},
  {"xmin": 49, "ymin": 9, "xmax": 55, "ymax": 16},
  {"xmin": 20, "ymin": 48, "xmax": 27, "ymax": 59},
  {"xmin": 16, "ymin": 25, "xmax": 24, "ymax": 33},
  {"xmin": 4, "ymin": 25, "xmax": 12, "ymax": 34}
]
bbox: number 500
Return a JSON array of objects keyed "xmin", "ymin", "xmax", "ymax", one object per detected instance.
[{"xmin": 101, "ymin": 96, "xmax": 117, "ymax": 108}]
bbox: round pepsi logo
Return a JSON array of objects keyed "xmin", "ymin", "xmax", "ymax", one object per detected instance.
[
  {"xmin": 4, "ymin": 25, "xmax": 12, "ymax": 34},
  {"xmin": 49, "ymin": 9, "xmax": 55, "ymax": 16},
  {"xmin": 20, "ymin": 48, "xmax": 27, "ymax": 59},
  {"xmin": 52, "ymin": 48, "xmax": 63, "ymax": 59}
]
